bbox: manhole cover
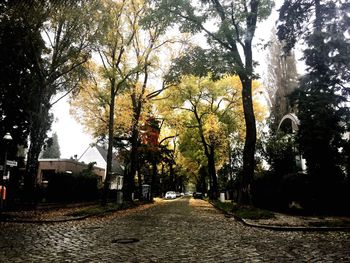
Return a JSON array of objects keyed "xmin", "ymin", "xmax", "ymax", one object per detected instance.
[{"xmin": 111, "ymin": 238, "xmax": 140, "ymax": 244}]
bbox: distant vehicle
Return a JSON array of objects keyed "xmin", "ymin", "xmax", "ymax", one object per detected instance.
[
  {"xmin": 175, "ymin": 192, "xmax": 181, "ymax": 197},
  {"xmin": 165, "ymin": 191, "xmax": 176, "ymax": 199},
  {"xmin": 185, "ymin": 191, "xmax": 193, "ymax": 196},
  {"xmin": 193, "ymin": 192, "xmax": 203, "ymax": 199}
]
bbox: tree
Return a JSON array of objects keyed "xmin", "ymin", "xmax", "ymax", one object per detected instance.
[
  {"xmin": 41, "ymin": 133, "xmax": 61, "ymax": 159},
  {"xmin": 0, "ymin": 1, "xmax": 43, "ymax": 153},
  {"xmin": 278, "ymin": 0, "xmax": 350, "ymax": 207},
  {"xmin": 90, "ymin": 0, "xmax": 141, "ymax": 203},
  {"xmin": 0, "ymin": 1, "xmax": 99, "ymax": 199},
  {"xmin": 159, "ymin": 74, "xmax": 262, "ymax": 198},
  {"xmin": 147, "ymin": 0, "xmax": 273, "ymax": 203},
  {"xmin": 72, "ymin": 0, "xmax": 173, "ymax": 202},
  {"xmin": 264, "ymin": 28, "xmax": 299, "ymax": 131}
]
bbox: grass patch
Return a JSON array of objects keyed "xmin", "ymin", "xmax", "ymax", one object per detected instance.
[
  {"xmin": 234, "ymin": 207, "xmax": 274, "ymax": 220},
  {"xmin": 211, "ymin": 200, "xmax": 238, "ymax": 213},
  {"xmin": 211, "ymin": 200, "xmax": 274, "ymax": 220}
]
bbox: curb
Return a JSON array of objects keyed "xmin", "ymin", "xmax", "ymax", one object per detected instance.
[
  {"xmin": 0, "ymin": 214, "xmax": 91, "ymax": 224},
  {"xmin": 0, "ymin": 206, "xmax": 129, "ymax": 223},
  {"xmin": 238, "ymin": 217, "xmax": 350, "ymax": 232},
  {"xmin": 0, "ymin": 201, "xmax": 151, "ymax": 224},
  {"xmin": 209, "ymin": 201, "xmax": 350, "ymax": 232}
]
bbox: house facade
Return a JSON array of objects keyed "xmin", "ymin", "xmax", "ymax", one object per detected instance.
[
  {"xmin": 37, "ymin": 159, "xmax": 105, "ymax": 184},
  {"xmin": 37, "ymin": 145, "xmax": 125, "ymax": 189},
  {"xmin": 78, "ymin": 145, "xmax": 125, "ymax": 188}
]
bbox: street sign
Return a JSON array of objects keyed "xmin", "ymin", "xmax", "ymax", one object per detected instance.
[{"xmin": 6, "ymin": 160, "xmax": 17, "ymax": 167}]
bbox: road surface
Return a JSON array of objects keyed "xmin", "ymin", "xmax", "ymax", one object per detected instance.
[{"xmin": 0, "ymin": 197, "xmax": 349, "ymax": 262}]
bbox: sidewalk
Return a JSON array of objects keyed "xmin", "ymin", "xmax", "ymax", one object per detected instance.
[
  {"xmin": 234, "ymin": 212, "xmax": 350, "ymax": 231},
  {"xmin": 0, "ymin": 204, "xmax": 99, "ymax": 223},
  {"xmin": 211, "ymin": 200, "xmax": 350, "ymax": 231},
  {"xmin": 0, "ymin": 200, "xmax": 156, "ymax": 223}
]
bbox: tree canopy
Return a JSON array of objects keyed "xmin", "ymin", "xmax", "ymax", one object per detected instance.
[
  {"xmin": 278, "ymin": 0, "xmax": 350, "ymax": 208},
  {"xmin": 41, "ymin": 132, "xmax": 61, "ymax": 159},
  {"xmin": 0, "ymin": 0, "xmax": 99, "ymax": 198},
  {"xmin": 157, "ymin": 74, "xmax": 265, "ymax": 196},
  {"xmin": 145, "ymin": 0, "xmax": 273, "ymax": 202}
]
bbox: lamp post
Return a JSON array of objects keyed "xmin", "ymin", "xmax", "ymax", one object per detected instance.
[{"xmin": 1, "ymin": 132, "xmax": 12, "ymax": 211}]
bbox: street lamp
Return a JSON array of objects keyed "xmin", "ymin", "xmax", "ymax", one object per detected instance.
[{"xmin": 1, "ymin": 132, "xmax": 12, "ymax": 210}]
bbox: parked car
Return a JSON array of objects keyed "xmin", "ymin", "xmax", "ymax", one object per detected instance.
[
  {"xmin": 165, "ymin": 191, "xmax": 176, "ymax": 199},
  {"xmin": 193, "ymin": 192, "xmax": 203, "ymax": 199},
  {"xmin": 175, "ymin": 192, "xmax": 181, "ymax": 197}
]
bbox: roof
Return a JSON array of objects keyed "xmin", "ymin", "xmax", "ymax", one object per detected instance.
[
  {"xmin": 94, "ymin": 145, "xmax": 124, "ymax": 175},
  {"xmin": 38, "ymin": 158, "xmax": 105, "ymax": 170}
]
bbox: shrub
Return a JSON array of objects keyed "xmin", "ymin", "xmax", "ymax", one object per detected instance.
[
  {"xmin": 47, "ymin": 172, "xmax": 99, "ymax": 202},
  {"xmin": 251, "ymin": 171, "xmax": 314, "ymax": 211},
  {"xmin": 251, "ymin": 171, "xmax": 285, "ymax": 210}
]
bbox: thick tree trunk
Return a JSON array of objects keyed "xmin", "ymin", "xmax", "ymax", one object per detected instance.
[
  {"xmin": 124, "ymin": 127, "xmax": 138, "ymax": 201},
  {"xmin": 124, "ymin": 88, "xmax": 144, "ymax": 201},
  {"xmin": 25, "ymin": 140, "xmax": 40, "ymax": 202},
  {"xmin": 25, "ymin": 101, "xmax": 51, "ymax": 203},
  {"xmin": 238, "ymin": 76, "xmax": 256, "ymax": 205},
  {"xmin": 102, "ymin": 88, "xmax": 116, "ymax": 205}
]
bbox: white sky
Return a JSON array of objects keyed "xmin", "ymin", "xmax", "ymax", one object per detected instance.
[
  {"xmin": 52, "ymin": 0, "xmax": 285, "ymax": 158},
  {"xmin": 51, "ymin": 96, "xmax": 92, "ymax": 159}
]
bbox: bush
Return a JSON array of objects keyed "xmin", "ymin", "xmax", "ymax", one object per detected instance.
[
  {"xmin": 251, "ymin": 171, "xmax": 313, "ymax": 211},
  {"xmin": 46, "ymin": 172, "xmax": 99, "ymax": 202},
  {"xmin": 211, "ymin": 200, "xmax": 274, "ymax": 219},
  {"xmin": 251, "ymin": 170, "xmax": 350, "ymax": 214},
  {"xmin": 234, "ymin": 206, "xmax": 274, "ymax": 220}
]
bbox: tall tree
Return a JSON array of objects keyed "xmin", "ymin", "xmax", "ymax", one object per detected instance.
[
  {"xmin": 159, "ymin": 74, "xmax": 262, "ymax": 198},
  {"xmin": 147, "ymin": 0, "xmax": 273, "ymax": 202},
  {"xmin": 92, "ymin": 0, "xmax": 140, "ymax": 203},
  {"xmin": 41, "ymin": 132, "xmax": 61, "ymax": 159},
  {"xmin": 0, "ymin": 1, "xmax": 43, "ymax": 153},
  {"xmin": 264, "ymin": 28, "xmax": 299, "ymax": 131},
  {"xmin": 1, "ymin": 1, "xmax": 99, "ymax": 199},
  {"xmin": 278, "ymin": 0, "xmax": 350, "ymax": 206},
  {"xmin": 73, "ymin": 0, "xmax": 171, "ymax": 202},
  {"xmin": 124, "ymin": 1, "xmax": 173, "ymax": 201}
]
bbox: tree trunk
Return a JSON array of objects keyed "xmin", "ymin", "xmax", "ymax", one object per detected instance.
[
  {"xmin": 169, "ymin": 163, "xmax": 175, "ymax": 190},
  {"xmin": 25, "ymin": 140, "xmax": 40, "ymax": 202},
  {"xmin": 151, "ymin": 157, "xmax": 157, "ymax": 199},
  {"xmin": 124, "ymin": 127, "xmax": 138, "ymax": 201},
  {"xmin": 137, "ymin": 164, "xmax": 142, "ymax": 199},
  {"xmin": 238, "ymin": 75, "xmax": 256, "ymax": 205},
  {"xmin": 102, "ymin": 87, "xmax": 116, "ymax": 205},
  {"xmin": 25, "ymin": 99, "xmax": 51, "ymax": 203},
  {"xmin": 207, "ymin": 145, "xmax": 218, "ymax": 199}
]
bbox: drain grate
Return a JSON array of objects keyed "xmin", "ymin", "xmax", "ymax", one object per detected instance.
[{"xmin": 111, "ymin": 238, "xmax": 140, "ymax": 244}]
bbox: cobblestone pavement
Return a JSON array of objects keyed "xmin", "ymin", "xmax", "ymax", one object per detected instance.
[{"xmin": 0, "ymin": 197, "xmax": 349, "ymax": 262}]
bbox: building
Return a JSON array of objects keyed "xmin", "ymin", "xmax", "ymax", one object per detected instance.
[
  {"xmin": 37, "ymin": 145, "xmax": 125, "ymax": 190},
  {"xmin": 37, "ymin": 158, "xmax": 105, "ymax": 185},
  {"xmin": 78, "ymin": 145, "xmax": 125, "ymax": 189}
]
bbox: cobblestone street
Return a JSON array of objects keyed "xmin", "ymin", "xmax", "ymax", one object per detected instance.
[{"xmin": 0, "ymin": 197, "xmax": 349, "ymax": 262}]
